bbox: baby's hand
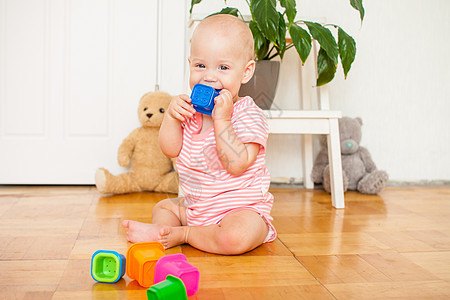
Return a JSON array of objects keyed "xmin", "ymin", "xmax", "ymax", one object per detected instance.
[
  {"xmin": 167, "ymin": 94, "xmax": 196, "ymax": 122},
  {"xmin": 212, "ymin": 89, "xmax": 233, "ymax": 121}
]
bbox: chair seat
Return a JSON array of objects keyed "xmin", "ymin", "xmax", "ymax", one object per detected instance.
[
  {"xmin": 263, "ymin": 110, "xmax": 341, "ymax": 134},
  {"xmin": 263, "ymin": 110, "xmax": 341, "ymax": 118}
]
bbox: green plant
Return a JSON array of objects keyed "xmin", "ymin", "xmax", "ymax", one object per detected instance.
[{"xmin": 190, "ymin": 0, "xmax": 364, "ymax": 86}]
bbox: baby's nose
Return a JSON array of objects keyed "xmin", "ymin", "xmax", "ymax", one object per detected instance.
[{"xmin": 203, "ymin": 70, "xmax": 217, "ymax": 82}]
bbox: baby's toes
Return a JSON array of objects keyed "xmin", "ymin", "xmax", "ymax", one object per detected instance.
[{"xmin": 159, "ymin": 227, "xmax": 171, "ymax": 238}]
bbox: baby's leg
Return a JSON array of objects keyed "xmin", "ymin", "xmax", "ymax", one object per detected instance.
[
  {"xmin": 160, "ymin": 210, "xmax": 269, "ymax": 255},
  {"xmin": 122, "ymin": 197, "xmax": 186, "ymax": 243}
]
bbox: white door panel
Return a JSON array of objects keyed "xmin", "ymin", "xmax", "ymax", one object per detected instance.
[{"xmin": 0, "ymin": 0, "xmax": 170, "ymax": 184}]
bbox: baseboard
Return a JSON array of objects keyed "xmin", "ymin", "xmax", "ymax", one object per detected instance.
[{"xmin": 270, "ymin": 177, "xmax": 450, "ymax": 188}]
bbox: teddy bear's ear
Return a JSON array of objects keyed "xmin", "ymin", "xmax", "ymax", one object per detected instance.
[
  {"xmin": 139, "ymin": 92, "xmax": 151, "ymax": 105},
  {"xmin": 356, "ymin": 117, "xmax": 363, "ymax": 126}
]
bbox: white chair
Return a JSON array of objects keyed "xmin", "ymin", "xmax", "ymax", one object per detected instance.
[
  {"xmin": 264, "ymin": 40, "xmax": 345, "ymax": 209},
  {"xmin": 186, "ymin": 17, "xmax": 344, "ymax": 208},
  {"xmin": 264, "ymin": 110, "xmax": 344, "ymax": 208}
]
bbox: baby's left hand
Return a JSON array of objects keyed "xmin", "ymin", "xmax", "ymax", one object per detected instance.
[{"xmin": 212, "ymin": 89, "xmax": 233, "ymax": 121}]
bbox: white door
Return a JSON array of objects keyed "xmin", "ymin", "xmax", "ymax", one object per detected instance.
[{"xmin": 0, "ymin": 0, "xmax": 185, "ymax": 184}]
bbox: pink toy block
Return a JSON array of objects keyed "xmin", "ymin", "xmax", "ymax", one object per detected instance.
[{"xmin": 154, "ymin": 253, "xmax": 199, "ymax": 296}]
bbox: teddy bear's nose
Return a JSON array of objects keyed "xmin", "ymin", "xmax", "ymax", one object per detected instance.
[
  {"xmin": 146, "ymin": 113, "xmax": 153, "ymax": 119},
  {"xmin": 346, "ymin": 142, "xmax": 353, "ymax": 148}
]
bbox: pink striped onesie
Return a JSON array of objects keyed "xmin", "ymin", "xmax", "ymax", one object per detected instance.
[{"xmin": 176, "ymin": 96, "xmax": 276, "ymax": 243}]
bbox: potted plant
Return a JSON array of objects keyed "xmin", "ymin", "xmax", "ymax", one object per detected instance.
[{"xmin": 190, "ymin": 0, "xmax": 364, "ymax": 109}]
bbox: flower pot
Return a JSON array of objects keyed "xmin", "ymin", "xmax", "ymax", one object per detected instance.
[{"xmin": 239, "ymin": 60, "xmax": 280, "ymax": 110}]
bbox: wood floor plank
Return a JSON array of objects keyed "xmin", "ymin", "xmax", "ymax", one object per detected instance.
[
  {"xmin": 69, "ymin": 236, "xmax": 129, "ymax": 260},
  {"xmin": 0, "ymin": 196, "xmax": 18, "ymax": 216},
  {"xmin": 367, "ymin": 231, "xmax": 439, "ymax": 252},
  {"xmin": 297, "ymin": 255, "xmax": 391, "ymax": 284},
  {"xmin": 187, "ymin": 256, "xmax": 318, "ymax": 288},
  {"xmin": 1, "ymin": 186, "xmax": 450, "ymax": 299},
  {"xmin": 0, "ymin": 260, "xmax": 68, "ymax": 298},
  {"xmin": 194, "ymin": 285, "xmax": 335, "ymax": 300},
  {"xmin": 326, "ymin": 280, "xmax": 450, "ymax": 299},
  {"xmin": 0, "ymin": 218, "xmax": 84, "ymax": 237},
  {"xmin": 359, "ymin": 252, "xmax": 440, "ymax": 282},
  {"xmin": 278, "ymin": 232, "xmax": 392, "ymax": 256},
  {"xmin": 401, "ymin": 251, "xmax": 450, "ymax": 281}
]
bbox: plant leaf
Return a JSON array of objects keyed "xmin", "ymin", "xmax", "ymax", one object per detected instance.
[
  {"xmin": 338, "ymin": 27, "xmax": 356, "ymax": 78},
  {"xmin": 190, "ymin": 0, "xmax": 202, "ymax": 14},
  {"xmin": 250, "ymin": 0, "xmax": 280, "ymax": 45},
  {"xmin": 250, "ymin": 20, "xmax": 270, "ymax": 60},
  {"xmin": 305, "ymin": 22, "xmax": 339, "ymax": 66},
  {"xmin": 350, "ymin": 0, "xmax": 365, "ymax": 21},
  {"xmin": 209, "ymin": 7, "xmax": 240, "ymax": 17},
  {"xmin": 289, "ymin": 24, "xmax": 312, "ymax": 64},
  {"xmin": 317, "ymin": 47, "xmax": 336, "ymax": 86},
  {"xmin": 276, "ymin": 12, "xmax": 287, "ymax": 59},
  {"xmin": 280, "ymin": 0, "xmax": 297, "ymax": 25}
]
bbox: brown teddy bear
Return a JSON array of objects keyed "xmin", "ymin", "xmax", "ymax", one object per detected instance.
[
  {"xmin": 95, "ymin": 91, "xmax": 178, "ymax": 194},
  {"xmin": 311, "ymin": 116, "xmax": 388, "ymax": 194}
]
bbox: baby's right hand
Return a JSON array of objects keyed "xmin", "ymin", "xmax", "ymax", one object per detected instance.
[{"xmin": 167, "ymin": 94, "xmax": 196, "ymax": 122}]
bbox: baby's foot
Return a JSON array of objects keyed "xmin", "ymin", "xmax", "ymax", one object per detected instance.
[
  {"xmin": 159, "ymin": 226, "xmax": 190, "ymax": 249},
  {"xmin": 122, "ymin": 220, "xmax": 162, "ymax": 243}
]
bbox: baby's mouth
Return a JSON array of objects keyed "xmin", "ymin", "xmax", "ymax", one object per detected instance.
[{"xmin": 200, "ymin": 83, "xmax": 221, "ymax": 90}]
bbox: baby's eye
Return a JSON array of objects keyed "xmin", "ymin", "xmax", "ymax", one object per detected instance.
[
  {"xmin": 196, "ymin": 64, "xmax": 205, "ymax": 68},
  {"xmin": 219, "ymin": 65, "xmax": 229, "ymax": 71}
]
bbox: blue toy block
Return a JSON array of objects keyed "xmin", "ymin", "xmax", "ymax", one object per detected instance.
[
  {"xmin": 190, "ymin": 84, "xmax": 220, "ymax": 115},
  {"xmin": 91, "ymin": 250, "xmax": 126, "ymax": 283}
]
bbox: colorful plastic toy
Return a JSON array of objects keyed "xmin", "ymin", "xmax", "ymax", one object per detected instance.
[
  {"xmin": 91, "ymin": 250, "xmax": 126, "ymax": 283},
  {"xmin": 126, "ymin": 242, "xmax": 165, "ymax": 288},
  {"xmin": 154, "ymin": 253, "xmax": 199, "ymax": 296},
  {"xmin": 147, "ymin": 275, "xmax": 188, "ymax": 300},
  {"xmin": 190, "ymin": 84, "xmax": 220, "ymax": 115}
]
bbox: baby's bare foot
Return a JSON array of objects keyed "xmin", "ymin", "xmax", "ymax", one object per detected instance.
[
  {"xmin": 122, "ymin": 220, "xmax": 162, "ymax": 243},
  {"xmin": 159, "ymin": 226, "xmax": 190, "ymax": 249}
]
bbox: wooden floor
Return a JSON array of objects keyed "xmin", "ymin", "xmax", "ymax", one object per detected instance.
[{"xmin": 1, "ymin": 186, "xmax": 450, "ymax": 299}]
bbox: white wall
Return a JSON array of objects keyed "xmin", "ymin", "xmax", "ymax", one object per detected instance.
[
  {"xmin": 0, "ymin": 0, "xmax": 188, "ymax": 184},
  {"xmin": 188, "ymin": 0, "xmax": 450, "ymax": 183},
  {"xmin": 326, "ymin": 0, "xmax": 450, "ymax": 182}
]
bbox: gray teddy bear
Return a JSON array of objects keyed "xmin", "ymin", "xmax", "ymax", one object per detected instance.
[{"xmin": 311, "ymin": 117, "xmax": 388, "ymax": 194}]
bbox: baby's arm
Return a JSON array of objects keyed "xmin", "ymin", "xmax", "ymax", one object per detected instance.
[
  {"xmin": 159, "ymin": 94, "xmax": 196, "ymax": 158},
  {"xmin": 215, "ymin": 123, "xmax": 259, "ymax": 175},
  {"xmin": 213, "ymin": 90, "xmax": 259, "ymax": 175}
]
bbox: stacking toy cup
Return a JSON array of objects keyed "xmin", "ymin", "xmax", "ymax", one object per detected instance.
[
  {"xmin": 147, "ymin": 275, "xmax": 188, "ymax": 300},
  {"xmin": 91, "ymin": 250, "xmax": 126, "ymax": 283},
  {"xmin": 154, "ymin": 253, "xmax": 199, "ymax": 296},
  {"xmin": 126, "ymin": 242, "xmax": 165, "ymax": 287},
  {"xmin": 190, "ymin": 84, "xmax": 220, "ymax": 115}
]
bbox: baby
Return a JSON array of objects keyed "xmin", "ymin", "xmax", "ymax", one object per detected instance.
[{"xmin": 122, "ymin": 14, "xmax": 276, "ymax": 255}]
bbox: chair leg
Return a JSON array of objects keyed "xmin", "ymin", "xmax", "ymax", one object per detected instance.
[
  {"xmin": 302, "ymin": 134, "xmax": 314, "ymax": 189},
  {"xmin": 327, "ymin": 119, "xmax": 345, "ymax": 208}
]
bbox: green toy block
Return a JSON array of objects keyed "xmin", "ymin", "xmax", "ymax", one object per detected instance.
[
  {"xmin": 91, "ymin": 250, "xmax": 126, "ymax": 283},
  {"xmin": 147, "ymin": 275, "xmax": 188, "ymax": 300}
]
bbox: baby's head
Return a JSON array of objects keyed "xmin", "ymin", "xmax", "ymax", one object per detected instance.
[
  {"xmin": 194, "ymin": 14, "xmax": 255, "ymax": 61},
  {"xmin": 189, "ymin": 14, "xmax": 256, "ymax": 101}
]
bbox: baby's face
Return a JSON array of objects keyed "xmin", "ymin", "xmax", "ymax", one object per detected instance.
[{"xmin": 189, "ymin": 28, "xmax": 252, "ymax": 103}]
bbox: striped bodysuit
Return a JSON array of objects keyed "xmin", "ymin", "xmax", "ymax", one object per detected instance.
[{"xmin": 176, "ymin": 96, "xmax": 276, "ymax": 243}]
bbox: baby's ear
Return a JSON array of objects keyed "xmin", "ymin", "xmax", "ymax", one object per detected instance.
[{"xmin": 241, "ymin": 60, "xmax": 256, "ymax": 84}]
